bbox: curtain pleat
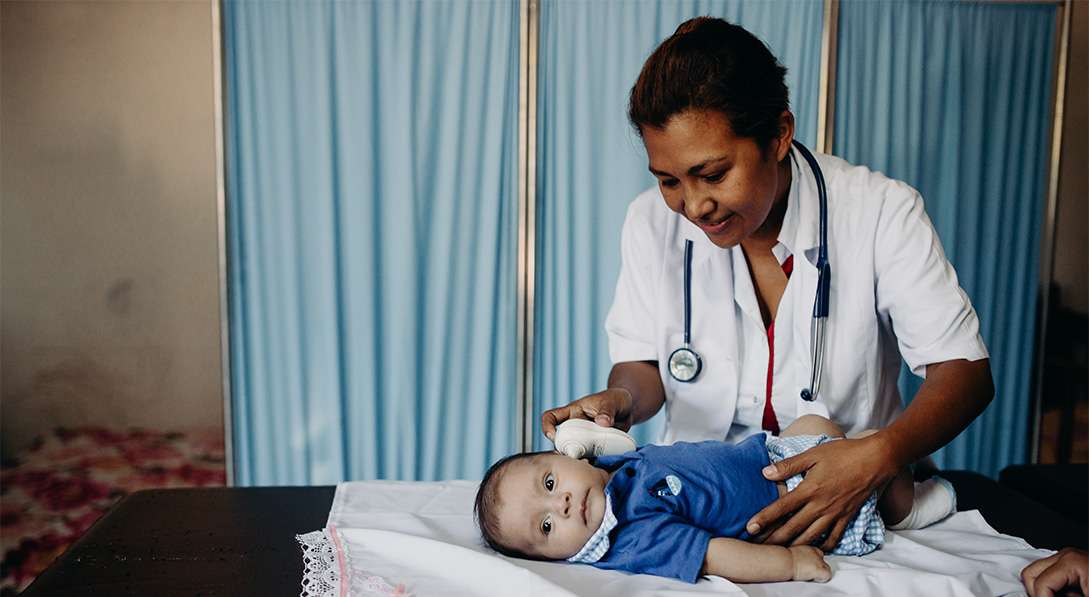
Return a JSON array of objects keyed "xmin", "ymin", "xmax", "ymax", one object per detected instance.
[
  {"xmin": 534, "ymin": 0, "xmax": 826, "ymax": 449},
  {"xmin": 224, "ymin": 0, "xmax": 520, "ymax": 485},
  {"xmin": 835, "ymin": 0, "xmax": 1055, "ymax": 477}
]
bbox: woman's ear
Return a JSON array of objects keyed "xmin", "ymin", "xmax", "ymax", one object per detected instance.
[{"xmin": 774, "ymin": 110, "xmax": 795, "ymax": 161}]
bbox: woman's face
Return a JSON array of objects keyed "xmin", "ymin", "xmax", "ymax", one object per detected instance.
[{"xmin": 642, "ymin": 109, "xmax": 794, "ymax": 249}]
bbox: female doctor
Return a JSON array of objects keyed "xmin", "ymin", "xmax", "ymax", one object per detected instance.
[{"xmin": 541, "ymin": 17, "xmax": 994, "ymax": 551}]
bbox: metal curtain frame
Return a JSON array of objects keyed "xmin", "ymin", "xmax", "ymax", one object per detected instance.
[
  {"xmin": 516, "ymin": 0, "xmax": 540, "ymax": 455},
  {"xmin": 212, "ymin": 0, "xmax": 235, "ymax": 486},
  {"xmin": 1029, "ymin": 0, "xmax": 1072, "ymax": 464},
  {"xmin": 212, "ymin": 0, "xmax": 1070, "ymax": 475},
  {"xmin": 817, "ymin": 0, "xmax": 840, "ymax": 154}
]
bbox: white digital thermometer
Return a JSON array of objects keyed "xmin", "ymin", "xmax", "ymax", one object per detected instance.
[{"xmin": 553, "ymin": 419, "xmax": 638, "ymax": 459}]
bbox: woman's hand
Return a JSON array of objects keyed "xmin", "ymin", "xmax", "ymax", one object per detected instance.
[
  {"xmin": 745, "ymin": 434, "xmax": 899, "ymax": 551},
  {"xmin": 1021, "ymin": 548, "xmax": 1089, "ymax": 597},
  {"xmin": 540, "ymin": 388, "xmax": 635, "ymax": 441},
  {"xmin": 540, "ymin": 361, "xmax": 664, "ymax": 442}
]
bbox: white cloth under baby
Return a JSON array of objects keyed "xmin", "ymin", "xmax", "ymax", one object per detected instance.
[{"xmin": 298, "ymin": 480, "xmax": 1052, "ymax": 597}]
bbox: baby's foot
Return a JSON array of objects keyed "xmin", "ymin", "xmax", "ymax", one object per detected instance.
[{"xmin": 887, "ymin": 476, "xmax": 957, "ymax": 530}]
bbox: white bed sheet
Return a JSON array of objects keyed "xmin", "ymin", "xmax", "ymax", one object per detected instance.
[{"xmin": 301, "ymin": 480, "xmax": 1054, "ymax": 597}]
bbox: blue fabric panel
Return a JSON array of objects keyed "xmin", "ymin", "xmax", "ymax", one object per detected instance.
[
  {"xmin": 224, "ymin": 0, "xmax": 520, "ymax": 485},
  {"xmin": 534, "ymin": 1, "xmax": 825, "ymax": 449},
  {"xmin": 223, "ymin": 0, "xmax": 1056, "ymax": 484},
  {"xmin": 836, "ymin": 0, "xmax": 1055, "ymax": 477}
]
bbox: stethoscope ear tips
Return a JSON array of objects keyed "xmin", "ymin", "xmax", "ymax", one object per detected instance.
[{"xmin": 800, "ymin": 388, "xmax": 814, "ymax": 402}]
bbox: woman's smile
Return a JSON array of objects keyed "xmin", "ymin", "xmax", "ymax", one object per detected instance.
[{"xmin": 696, "ymin": 213, "xmax": 733, "ymax": 235}]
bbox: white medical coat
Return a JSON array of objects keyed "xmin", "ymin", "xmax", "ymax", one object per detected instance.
[{"xmin": 605, "ymin": 148, "xmax": 989, "ymax": 445}]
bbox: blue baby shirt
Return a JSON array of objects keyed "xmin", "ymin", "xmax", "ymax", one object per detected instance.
[{"xmin": 589, "ymin": 433, "xmax": 778, "ymax": 583}]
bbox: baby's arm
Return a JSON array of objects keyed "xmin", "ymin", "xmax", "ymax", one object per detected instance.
[{"xmin": 701, "ymin": 537, "xmax": 831, "ymax": 583}]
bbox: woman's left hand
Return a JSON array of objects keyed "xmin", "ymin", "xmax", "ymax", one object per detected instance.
[{"xmin": 745, "ymin": 434, "xmax": 900, "ymax": 551}]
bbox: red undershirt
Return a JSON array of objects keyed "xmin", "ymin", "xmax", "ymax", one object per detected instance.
[{"xmin": 763, "ymin": 254, "xmax": 793, "ymax": 435}]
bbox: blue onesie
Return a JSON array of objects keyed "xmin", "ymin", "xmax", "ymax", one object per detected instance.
[{"xmin": 573, "ymin": 433, "xmax": 884, "ymax": 583}]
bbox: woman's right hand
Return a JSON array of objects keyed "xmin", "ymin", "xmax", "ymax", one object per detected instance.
[
  {"xmin": 540, "ymin": 388, "xmax": 635, "ymax": 442},
  {"xmin": 540, "ymin": 361, "xmax": 665, "ymax": 442}
]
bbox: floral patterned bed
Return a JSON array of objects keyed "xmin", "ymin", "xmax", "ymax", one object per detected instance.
[{"xmin": 0, "ymin": 428, "xmax": 226, "ymax": 595}]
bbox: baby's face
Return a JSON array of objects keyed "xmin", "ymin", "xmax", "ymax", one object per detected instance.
[{"xmin": 494, "ymin": 453, "xmax": 612, "ymax": 560}]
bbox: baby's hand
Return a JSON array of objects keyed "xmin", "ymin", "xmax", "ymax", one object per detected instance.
[{"xmin": 789, "ymin": 546, "xmax": 832, "ymax": 582}]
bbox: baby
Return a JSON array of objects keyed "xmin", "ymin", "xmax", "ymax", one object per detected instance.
[{"xmin": 474, "ymin": 415, "xmax": 956, "ymax": 584}]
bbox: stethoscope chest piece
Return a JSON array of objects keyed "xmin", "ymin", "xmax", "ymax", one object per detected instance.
[
  {"xmin": 668, "ymin": 346, "xmax": 702, "ymax": 382},
  {"xmin": 671, "ymin": 239, "xmax": 702, "ymax": 382}
]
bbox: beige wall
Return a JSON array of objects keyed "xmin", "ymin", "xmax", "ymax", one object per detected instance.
[
  {"xmin": 1053, "ymin": 0, "xmax": 1088, "ymax": 314},
  {"xmin": 1, "ymin": 0, "xmax": 224, "ymax": 457}
]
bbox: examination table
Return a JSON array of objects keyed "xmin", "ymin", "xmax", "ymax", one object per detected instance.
[{"xmin": 20, "ymin": 467, "xmax": 1087, "ymax": 596}]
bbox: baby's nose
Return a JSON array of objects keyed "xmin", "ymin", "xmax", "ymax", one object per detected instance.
[{"xmin": 556, "ymin": 493, "xmax": 571, "ymax": 517}]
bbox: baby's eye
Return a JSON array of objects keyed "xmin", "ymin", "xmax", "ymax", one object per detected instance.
[
  {"xmin": 542, "ymin": 516, "xmax": 552, "ymax": 535},
  {"xmin": 544, "ymin": 473, "xmax": 555, "ymax": 491}
]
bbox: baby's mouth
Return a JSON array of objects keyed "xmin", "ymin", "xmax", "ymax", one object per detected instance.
[{"xmin": 580, "ymin": 493, "xmax": 588, "ymax": 525}]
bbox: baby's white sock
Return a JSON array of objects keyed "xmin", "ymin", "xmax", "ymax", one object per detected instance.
[{"xmin": 886, "ymin": 476, "xmax": 957, "ymax": 530}]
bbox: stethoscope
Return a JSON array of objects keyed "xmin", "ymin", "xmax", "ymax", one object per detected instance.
[{"xmin": 668, "ymin": 140, "xmax": 831, "ymax": 403}]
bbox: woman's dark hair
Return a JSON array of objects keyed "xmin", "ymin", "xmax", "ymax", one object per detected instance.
[
  {"xmin": 474, "ymin": 451, "xmax": 550, "ymax": 559},
  {"xmin": 629, "ymin": 17, "xmax": 789, "ymax": 153}
]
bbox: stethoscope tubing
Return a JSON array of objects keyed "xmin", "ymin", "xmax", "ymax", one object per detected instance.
[
  {"xmin": 683, "ymin": 238, "xmax": 693, "ymax": 346},
  {"xmin": 792, "ymin": 141, "xmax": 830, "ymax": 402}
]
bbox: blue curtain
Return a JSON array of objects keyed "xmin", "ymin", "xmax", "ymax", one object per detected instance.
[
  {"xmin": 835, "ymin": 0, "xmax": 1056, "ymax": 477},
  {"xmin": 224, "ymin": 0, "xmax": 520, "ymax": 485},
  {"xmin": 534, "ymin": 0, "xmax": 826, "ymax": 449},
  {"xmin": 224, "ymin": 0, "xmax": 1056, "ymax": 483}
]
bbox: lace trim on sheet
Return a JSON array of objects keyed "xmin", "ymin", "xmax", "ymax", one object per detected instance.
[{"xmin": 297, "ymin": 526, "xmax": 412, "ymax": 597}]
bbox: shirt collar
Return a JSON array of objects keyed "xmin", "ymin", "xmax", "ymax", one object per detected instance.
[
  {"xmin": 772, "ymin": 149, "xmax": 803, "ymax": 265},
  {"xmin": 788, "ymin": 144, "xmax": 824, "ymax": 261},
  {"xmin": 566, "ymin": 492, "xmax": 618, "ymax": 564}
]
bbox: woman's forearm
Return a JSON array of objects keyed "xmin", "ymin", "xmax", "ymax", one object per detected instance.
[
  {"xmin": 875, "ymin": 358, "xmax": 994, "ymax": 470},
  {"xmin": 607, "ymin": 361, "xmax": 666, "ymax": 426}
]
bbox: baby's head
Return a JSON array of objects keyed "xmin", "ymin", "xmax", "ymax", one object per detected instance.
[{"xmin": 474, "ymin": 451, "xmax": 612, "ymax": 561}]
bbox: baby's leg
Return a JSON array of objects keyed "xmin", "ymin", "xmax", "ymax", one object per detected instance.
[
  {"xmin": 851, "ymin": 430, "xmax": 956, "ymax": 529},
  {"xmin": 780, "ymin": 414, "xmax": 846, "ymax": 439},
  {"xmin": 781, "ymin": 420, "xmax": 913, "ymax": 523},
  {"xmin": 777, "ymin": 419, "xmax": 953, "ymax": 529},
  {"xmin": 854, "ymin": 429, "xmax": 914, "ymax": 525}
]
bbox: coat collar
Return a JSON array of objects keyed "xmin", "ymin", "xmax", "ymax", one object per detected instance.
[{"xmin": 787, "ymin": 145, "xmax": 824, "ymax": 267}]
